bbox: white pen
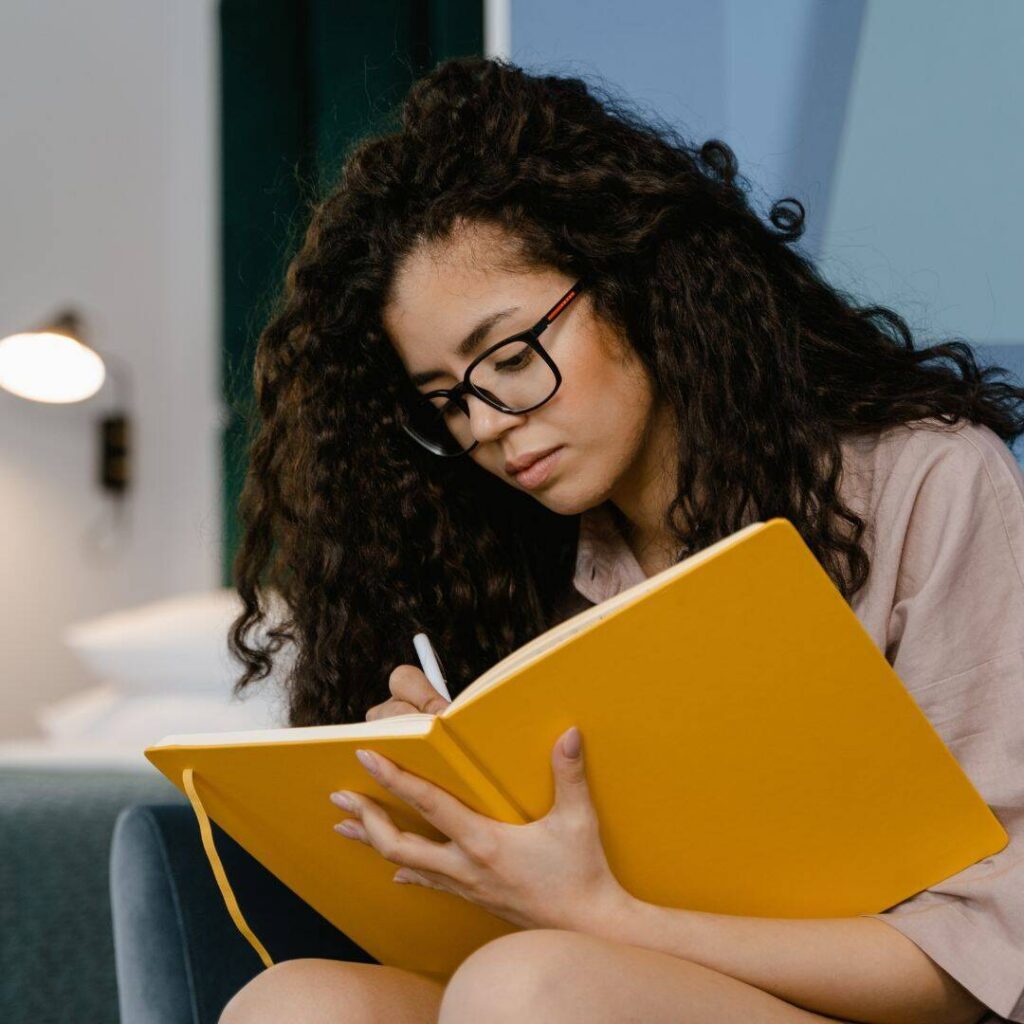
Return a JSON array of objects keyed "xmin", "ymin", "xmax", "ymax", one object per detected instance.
[{"xmin": 412, "ymin": 632, "xmax": 453, "ymax": 704}]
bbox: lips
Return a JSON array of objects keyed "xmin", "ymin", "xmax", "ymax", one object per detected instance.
[
  {"xmin": 507, "ymin": 446, "xmax": 561, "ymax": 476},
  {"xmin": 509, "ymin": 446, "xmax": 564, "ymax": 490}
]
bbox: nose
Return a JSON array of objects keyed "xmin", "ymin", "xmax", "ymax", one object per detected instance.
[{"xmin": 463, "ymin": 393, "xmax": 526, "ymax": 445}]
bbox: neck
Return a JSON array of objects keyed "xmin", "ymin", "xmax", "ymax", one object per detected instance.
[{"xmin": 607, "ymin": 396, "xmax": 685, "ymax": 575}]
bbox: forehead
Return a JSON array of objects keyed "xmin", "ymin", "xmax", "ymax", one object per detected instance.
[
  {"xmin": 387, "ymin": 222, "xmax": 522, "ymax": 311},
  {"xmin": 387, "ymin": 248, "xmax": 502, "ymax": 323},
  {"xmin": 382, "ymin": 223, "xmax": 546, "ymax": 361}
]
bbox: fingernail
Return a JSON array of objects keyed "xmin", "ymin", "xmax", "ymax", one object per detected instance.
[
  {"xmin": 334, "ymin": 820, "xmax": 361, "ymax": 838},
  {"xmin": 563, "ymin": 726, "xmax": 581, "ymax": 758},
  {"xmin": 330, "ymin": 791, "xmax": 356, "ymax": 811},
  {"xmin": 355, "ymin": 749, "xmax": 379, "ymax": 774}
]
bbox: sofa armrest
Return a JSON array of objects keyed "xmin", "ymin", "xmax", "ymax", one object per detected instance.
[{"xmin": 110, "ymin": 804, "xmax": 376, "ymax": 1024}]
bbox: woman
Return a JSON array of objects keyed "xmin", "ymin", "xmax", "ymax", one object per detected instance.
[{"xmin": 222, "ymin": 56, "xmax": 1024, "ymax": 1023}]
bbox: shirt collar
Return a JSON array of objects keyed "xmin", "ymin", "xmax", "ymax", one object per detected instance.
[{"xmin": 572, "ymin": 501, "xmax": 649, "ymax": 604}]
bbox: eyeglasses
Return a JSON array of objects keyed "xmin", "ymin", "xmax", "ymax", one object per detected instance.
[{"xmin": 399, "ymin": 279, "xmax": 586, "ymax": 457}]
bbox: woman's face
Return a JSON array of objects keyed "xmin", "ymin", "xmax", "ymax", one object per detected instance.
[{"xmin": 383, "ymin": 223, "xmax": 670, "ymax": 518}]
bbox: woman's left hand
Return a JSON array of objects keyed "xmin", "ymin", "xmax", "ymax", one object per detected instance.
[{"xmin": 328, "ymin": 725, "xmax": 633, "ymax": 932}]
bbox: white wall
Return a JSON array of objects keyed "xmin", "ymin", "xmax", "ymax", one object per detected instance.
[{"xmin": 0, "ymin": 0, "xmax": 222, "ymax": 738}]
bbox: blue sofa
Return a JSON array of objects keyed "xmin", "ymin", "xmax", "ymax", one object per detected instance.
[
  {"xmin": 110, "ymin": 804, "xmax": 378, "ymax": 1024},
  {"xmin": 0, "ymin": 767, "xmax": 185, "ymax": 1024}
]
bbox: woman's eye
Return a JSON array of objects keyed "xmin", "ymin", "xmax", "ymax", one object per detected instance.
[
  {"xmin": 428, "ymin": 395, "xmax": 461, "ymax": 418},
  {"xmin": 495, "ymin": 349, "xmax": 532, "ymax": 372}
]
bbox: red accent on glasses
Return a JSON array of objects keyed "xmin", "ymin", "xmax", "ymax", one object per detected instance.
[{"xmin": 545, "ymin": 289, "xmax": 578, "ymax": 322}]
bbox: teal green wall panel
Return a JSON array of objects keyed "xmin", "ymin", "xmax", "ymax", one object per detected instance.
[{"xmin": 219, "ymin": 0, "xmax": 484, "ymax": 584}]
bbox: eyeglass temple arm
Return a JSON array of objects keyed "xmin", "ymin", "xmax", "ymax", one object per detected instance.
[{"xmin": 532, "ymin": 279, "xmax": 586, "ymax": 337}]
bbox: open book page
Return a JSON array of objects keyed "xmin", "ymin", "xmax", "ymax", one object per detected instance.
[
  {"xmin": 443, "ymin": 519, "xmax": 766, "ymax": 713},
  {"xmin": 151, "ymin": 712, "xmax": 436, "ymax": 749}
]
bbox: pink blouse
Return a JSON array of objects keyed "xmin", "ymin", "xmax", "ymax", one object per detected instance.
[{"xmin": 566, "ymin": 417, "xmax": 1024, "ymax": 1023}]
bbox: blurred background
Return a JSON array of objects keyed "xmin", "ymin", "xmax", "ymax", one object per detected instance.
[
  {"xmin": 3, "ymin": 0, "xmax": 1023, "ymax": 755},
  {"xmin": 1, "ymin": 0, "xmax": 1022, "ymax": 754},
  {"xmin": 1, "ymin": 2, "xmax": 1021, "ymax": 1021}
]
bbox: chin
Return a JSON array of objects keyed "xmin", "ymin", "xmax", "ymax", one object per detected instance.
[{"xmin": 531, "ymin": 485, "xmax": 607, "ymax": 518}]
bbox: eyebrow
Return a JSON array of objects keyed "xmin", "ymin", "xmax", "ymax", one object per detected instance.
[{"xmin": 409, "ymin": 305, "xmax": 521, "ymax": 388}]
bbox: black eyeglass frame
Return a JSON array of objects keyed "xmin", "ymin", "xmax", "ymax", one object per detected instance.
[{"xmin": 399, "ymin": 278, "xmax": 587, "ymax": 457}]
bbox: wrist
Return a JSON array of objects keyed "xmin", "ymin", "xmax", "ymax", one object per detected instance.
[{"xmin": 567, "ymin": 882, "xmax": 651, "ymax": 943}]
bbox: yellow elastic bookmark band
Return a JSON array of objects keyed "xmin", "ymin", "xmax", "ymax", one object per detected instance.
[{"xmin": 182, "ymin": 767, "xmax": 274, "ymax": 969}]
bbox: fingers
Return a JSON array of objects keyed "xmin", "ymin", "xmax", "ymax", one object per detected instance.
[
  {"xmin": 365, "ymin": 698, "xmax": 420, "ymax": 722},
  {"xmin": 394, "ymin": 866, "xmax": 453, "ymax": 891},
  {"xmin": 364, "ymin": 662, "xmax": 451, "ymax": 722},
  {"xmin": 388, "ymin": 664, "xmax": 451, "ymax": 715},
  {"xmin": 341, "ymin": 787, "xmax": 465, "ymax": 879},
  {"xmin": 350, "ymin": 750, "xmax": 497, "ymax": 866}
]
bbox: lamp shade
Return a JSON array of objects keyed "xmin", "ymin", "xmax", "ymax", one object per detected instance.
[{"xmin": 0, "ymin": 330, "xmax": 106, "ymax": 403}]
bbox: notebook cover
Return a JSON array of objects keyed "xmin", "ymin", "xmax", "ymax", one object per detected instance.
[
  {"xmin": 146, "ymin": 717, "xmax": 523, "ymax": 978},
  {"xmin": 444, "ymin": 518, "xmax": 1009, "ymax": 919},
  {"xmin": 146, "ymin": 518, "xmax": 1008, "ymax": 977}
]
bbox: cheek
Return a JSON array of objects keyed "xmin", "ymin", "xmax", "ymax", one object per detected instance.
[{"xmin": 558, "ymin": 351, "xmax": 653, "ymax": 446}]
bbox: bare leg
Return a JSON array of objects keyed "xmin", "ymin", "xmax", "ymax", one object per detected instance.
[
  {"xmin": 218, "ymin": 959, "xmax": 445, "ymax": 1024},
  {"xmin": 439, "ymin": 930, "xmax": 857, "ymax": 1024}
]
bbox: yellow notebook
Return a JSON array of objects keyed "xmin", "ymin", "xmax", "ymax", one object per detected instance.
[{"xmin": 145, "ymin": 517, "xmax": 1008, "ymax": 980}]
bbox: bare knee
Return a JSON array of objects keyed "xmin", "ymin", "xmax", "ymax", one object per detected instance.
[
  {"xmin": 440, "ymin": 930, "xmax": 590, "ymax": 1024},
  {"xmin": 219, "ymin": 960, "xmax": 351, "ymax": 1024},
  {"xmin": 219, "ymin": 958, "xmax": 434, "ymax": 1024}
]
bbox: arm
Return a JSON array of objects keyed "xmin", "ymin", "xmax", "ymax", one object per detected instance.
[{"xmin": 575, "ymin": 892, "xmax": 988, "ymax": 1024}]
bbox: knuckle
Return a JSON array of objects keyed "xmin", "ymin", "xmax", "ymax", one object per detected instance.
[
  {"xmin": 378, "ymin": 836, "xmax": 403, "ymax": 862},
  {"xmin": 368, "ymin": 700, "xmax": 409, "ymax": 722},
  {"xmin": 408, "ymin": 788, "xmax": 437, "ymax": 816},
  {"xmin": 567, "ymin": 810, "xmax": 599, "ymax": 838},
  {"xmin": 389, "ymin": 664, "xmax": 420, "ymax": 691},
  {"xmin": 390, "ymin": 665, "xmax": 441, "ymax": 710},
  {"xmin": 563, "ymin": 803, "xmax": 594, "ymax": 827},
  {"xmin": 423, "ymin": 695, "xmax": 451, "ymax": 714},
  {"xmin": 463, "ymin": 828, "xmax": 500, "ymax": 865}
]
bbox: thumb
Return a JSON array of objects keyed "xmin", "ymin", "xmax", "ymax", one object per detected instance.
[{"xmin": 551, "ymin": 726, "xmax": 592, "ymax": 813}]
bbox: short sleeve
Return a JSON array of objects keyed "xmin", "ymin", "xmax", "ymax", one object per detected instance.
[{"xmin": 855, "ymin": 423, "xmax": 1024, "ymax": 1023}]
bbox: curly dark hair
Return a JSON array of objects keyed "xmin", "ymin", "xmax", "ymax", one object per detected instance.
[{"xmin": 228, "ymin": 55, "xmax": 1024, "ymax": 726}]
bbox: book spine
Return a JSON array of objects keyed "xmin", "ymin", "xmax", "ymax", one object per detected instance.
[{"xmin": 432, "ymin": 718, "xmax": 530, "ymax": 824}]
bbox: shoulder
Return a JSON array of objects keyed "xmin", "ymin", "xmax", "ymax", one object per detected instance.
[
  {"xmin": 884, "ymin": 418, "xmax": 1024, "ymax": 591},
  {"xmin": 889, "ymin": 417, "xmax": 1021, "ymax": 483},
  {"xmin": 838, "ymin": 417, "xmax": 1024, "ymax": 666},
  {"xmin": 839, "ymin": 416, "xmax": 1024, "ymax": 533}
]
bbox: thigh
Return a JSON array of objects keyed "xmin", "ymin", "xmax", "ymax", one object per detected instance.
[
  {"xmin": 219, "ymin": 958, "xmax": 445, "ymax": 1024},
  {"xmin": 440, "ymin": 930, "xmax": 855, "ymax": 1024}
]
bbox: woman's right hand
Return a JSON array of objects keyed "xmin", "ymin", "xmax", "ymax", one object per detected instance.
[{"xmin": 365, "ymin": 664, "xmax": 451, "ymax": 720}]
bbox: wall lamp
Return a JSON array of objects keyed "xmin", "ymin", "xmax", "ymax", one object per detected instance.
[{"xmin": 0, "ymin": 308, "xmax": 131, "ymax": 495}]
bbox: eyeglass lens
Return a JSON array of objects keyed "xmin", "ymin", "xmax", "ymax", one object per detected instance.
[{"xmin": 406, "ymin": 337, "xmax": 559, "ymax": 455}]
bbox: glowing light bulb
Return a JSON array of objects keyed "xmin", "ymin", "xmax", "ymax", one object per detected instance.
[{"xmin": 0, "ymin": 331, "xmax": 106, "ymax": 403}]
